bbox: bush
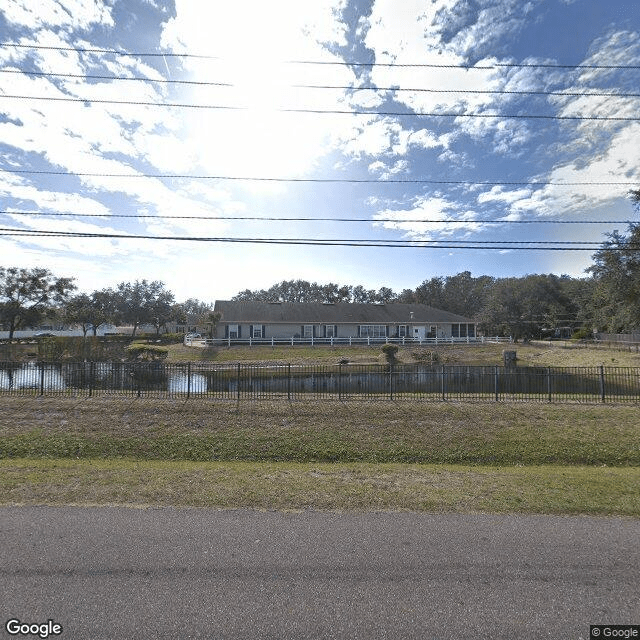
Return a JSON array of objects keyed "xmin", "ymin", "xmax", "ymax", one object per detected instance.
[
  {"xmin": 125, "ymin": 343, "xmax": 169, "ymax": 360},
  {"xmin": 38, "ymin": 336, "xmax": 130, "ymax": 361},
  {"xmin": 411, "ymin": 349, "xmax": 439, "ymax": 363},
  {"xmin": 571, "ymin": 327, "xmax": 592, "ymax": 341},
  {"xmin": 381, "ymin": 344, "xmax": 399, "ymax": 362}
]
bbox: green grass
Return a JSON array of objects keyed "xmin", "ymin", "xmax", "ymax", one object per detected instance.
[
  {"xmin": 167, "ymin": 341, "xmax": 640, "ymax": 368},
  {"xmin": 3, "ymin": 395, "xmax": 638, "ymax": 515},
  {"xmin": 1, "ymin": 458, "xmax": 638, "ymax": 516},
  {"xmin": 1, "ymin": 397, "xmax": 638, "ymax": 466}
]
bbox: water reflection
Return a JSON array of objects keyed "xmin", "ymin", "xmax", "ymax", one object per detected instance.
[
  {"xmin": 0, "ymin": 363, "xmax": 208, "ymax": 393},
  {"xmin": 0, "ymin": 363, "xmax": 67, "ymax": 390},
  {"xmin": 168, "ymin": 373, "xmax": 208, "ymax": 393}
]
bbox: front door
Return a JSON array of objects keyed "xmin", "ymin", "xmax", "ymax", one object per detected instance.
[{"xmin": 413, "ymin": 326, "xmax": 426, "ymax": 340}]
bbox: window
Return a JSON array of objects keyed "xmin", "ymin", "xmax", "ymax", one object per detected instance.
[
  {"xmin": 251, "ymin": 325, "xmax": 263, "ymax": 339},
  {"xmin": 397, "ymin": 325, "xmax": 408, "ymax": 338},
  {"xmin": 360, "ymin": 325, "xmax": 386, "ymax": 338},
  {"xmin": 228, "ymin": 324, "xmax": 239, "ymax": 339},
  {"xmin": 452, "ymin": 323, "xmax": 475, "ymax": 338},
  {"xmin": 303, "ymin": 325, "xmax": 314, "ymax": 338},
  {"xmin": 325, "ymin": 325, "xmax": 336, "ymax": 338}
]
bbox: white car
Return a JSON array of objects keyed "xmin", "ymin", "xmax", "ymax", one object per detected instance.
[{"xmin": 185, "ymin": 333, "xmax": 202, "ymax": 339}]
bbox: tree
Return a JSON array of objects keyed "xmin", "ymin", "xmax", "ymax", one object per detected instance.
[
  {"xmin": 587, "ymin": 225, "xmax": 640, "ymax": 331},
  {"xmin": 351, "ymin": 285, "xmax": 377, "ymax": 303},
  {"xmin": 205, "ymin": 311, "xmax": 221, "ymax": 338},
  {"xmin": 231, "ymin": 280, "xmax": 398, "ymax": 304},
  {"xmin": 65, "ymin": 294, "xmax": 95, "ymax": 337},
  {"xmin": 176, "ymin": 299, "xmax": 219, "ymax": 337},
  {"xmin": 65, "ymin": 290, "xmax": 119, "ymax": 336},
  {"xmin": 376, "ymin": 287, "xmax": 397, "ymax": 303},
  {"xmin": 0, "ymin": 267, "xmax": 76, "ymax": 338},
  {"xmin": 477, "ymin": 275, "xmax": 573, "ymax": 341},
  {"xmin": 412, "ymin": 276, "xmax": 446, "ymax": 308},
  {"xmin": 412, "ymin": 272, "xmax": 494, "ymax": 317},
  {"xmin": 584, "ymin": 190, "xmax": 640, "ymax": 332},
  {"xmin": 112, "ymin": 280, "xmax": 175, "ymax": 336}
]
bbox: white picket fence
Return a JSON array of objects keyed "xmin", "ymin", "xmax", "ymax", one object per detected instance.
[{"xmin": 184, "ymin": 335, "xmax": 512, "ymax": 347}]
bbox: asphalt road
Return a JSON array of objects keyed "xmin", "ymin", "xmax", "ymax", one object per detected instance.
[{"xmin": 1, "ymin": 507, "xmax": 638, "ymax": 640}]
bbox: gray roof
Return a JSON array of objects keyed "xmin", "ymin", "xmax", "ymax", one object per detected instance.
[{"xmin": 214, "ymin": 301, "xmax": 473, "ymax": 324}]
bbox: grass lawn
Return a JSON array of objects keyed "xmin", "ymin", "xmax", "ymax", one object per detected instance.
[
  {"xmin": 2, "ymin": 374, "xmax": 638, "ymax": 514},
  {"xmin": 2, "ymin": 397, "xmax": 639, "ymax": 466},
  {"xmin": 2, "ymin": 458, "xmax": 638, "ymax": 516},
  {"xmin": 165, "ymin": 341, "xmax": 640, "ymax": 368}
]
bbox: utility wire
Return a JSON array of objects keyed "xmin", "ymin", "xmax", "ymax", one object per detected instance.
[
  {"xmin": 2, "ymin": 210, "xmax": 636, "ymax": 225},
  {"xmin": 1, "ymin": 227, "xmax": 636, "ymax": 250},
  {"xmin": 3, "ymin": 68, "xmax": 639, "ymax": 99},
  {"xmin": 1, "ymin": 93, "xmax": 637, "ymax": 120},
  {"xmin": 1, "ymin": 168, "xmax": 634, "ymax": 187},
  {"xmin": 2, "ymin": 43, "xmax": 640, "ymax": 69}
]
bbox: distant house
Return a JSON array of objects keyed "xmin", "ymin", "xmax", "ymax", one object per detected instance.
[{"xmin": 213, "ymin": 301, "xmax": 476, "ymax": 342}]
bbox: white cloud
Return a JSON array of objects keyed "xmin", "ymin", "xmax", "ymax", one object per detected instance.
[
  {"xmin": 477, "ymin": 186, "xmax": 532, "ymax": 205},
  {"xmin": 158, "ymin": 0, "xmax": 357, "ymax": 180},
  {"xmin": 2, "ymin": 0, "xmax": 114, "ymax": 30},
  {"xmin": 373, "ymin": 195, "xmax": 480, "ymax": 239},
  {"xmin": 368, "ymin": 159, "xmax": 409, "ymax": 180}
]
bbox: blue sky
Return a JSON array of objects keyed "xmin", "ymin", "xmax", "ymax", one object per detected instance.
[{"xmin": 0, "ymin": 0, "xmax": 639, "ymax": 302}]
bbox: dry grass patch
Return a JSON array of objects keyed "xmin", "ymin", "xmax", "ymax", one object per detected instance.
[
  {"xmin": 1, "ymin": 459, "xmax": 638, "ymax": 516},
  {"xmin": 169, "ymin": 341, "xmax": 640, "ymax": 368}
]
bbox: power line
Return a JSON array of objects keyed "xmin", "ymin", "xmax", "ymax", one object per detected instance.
[
  {"xmin": 1, "ymin": 168, "xmax": 634, "ymax": 187},
  {"xmin": 1, "ymin": 93, "xmax": 638, "ymax": 120},
  {"xmin": 3, "ymin": 68, "xmax": 639, "ymax": 99},
  {"xmin": 2, "ymin": 43, "xmax": 640, "ymax": 69},
  {"xmin": 2, "ymin": 210, "xmax": 636, "ymax": 225},
  {"xmin": 0, "ymin": 227, "xmax": 634, "ymax": 250}
]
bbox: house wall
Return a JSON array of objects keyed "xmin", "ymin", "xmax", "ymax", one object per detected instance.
[{"xmin": 216, "ymin": 322, "xmax": 476, "ymax": 340}]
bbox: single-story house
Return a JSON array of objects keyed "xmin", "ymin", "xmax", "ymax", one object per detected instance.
[{"xmin": 213, "ymin": 301, "xmax": 476, "ymax": 342}]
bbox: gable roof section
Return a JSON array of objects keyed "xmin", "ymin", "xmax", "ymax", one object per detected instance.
[{"xmin": 214, "ymin": 301, "xmax": 473, "ymax": 324}]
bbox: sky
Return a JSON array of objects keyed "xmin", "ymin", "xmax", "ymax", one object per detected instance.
[{"xmin": 0, "ymin": 0, "xmax": 639, "ymax": 303}]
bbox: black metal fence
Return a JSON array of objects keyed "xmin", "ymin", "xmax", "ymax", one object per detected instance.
[{"xmin": 1, "ymin": 361, "xmax": 639, "ymax": 403}]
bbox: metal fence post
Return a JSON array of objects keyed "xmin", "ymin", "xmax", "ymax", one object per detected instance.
[
  {"xmin": 547, "ymin": 366, "xmax": 552, "ymax": 403},
  {"xmin": 287, "ymin": 363, "xmax": 291, "ymax": 401},
  {"xmin": 40, "ymin": 363, "xmax": 45, "ymax": 396},
  {"xmin": 187, "ymin": 362, "xmax": 191, "ymax": 400},
  {"xmin": 599, "ymin": 365, "xmax": 605, "ymax": 403},
  {"xmin": 389, "ymin": 363, "xmax": 394, "ymax": 400},
  {"xmin": 441, "ymin": 364, "xmax": 446, "ymax": 401},
  {"xmin": 88, "ymin": 361, "xmax": 94, "ymax": 397},
  {"xmin": 338, "ymin": 363, "xmax": 342, "ymax": 401},
  {"xmin": 237, "ymin": 363, "xmax": 241, "ymax": 401},
  {"xmin": 494, "ymin": 366, "xmax": 499, "ymax": 402}
]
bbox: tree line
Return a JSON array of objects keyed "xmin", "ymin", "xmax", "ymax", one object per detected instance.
[
  {"xmin": 230, "ymin": 272, "xmax": 592, "ymax": 340},
  {"xmin": 0, "ymin": 270, "xmax": 217, "ymax": 339},
  {"xmin": 231, "ymin": 191, "xmax": 640, "ymax": 340},
  {"xmin": 1, "ymin": 192, "xmax": 638, "ymax": 340}
]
